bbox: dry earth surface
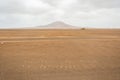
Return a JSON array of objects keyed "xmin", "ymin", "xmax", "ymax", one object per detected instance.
[{"xmin": 0, "ymin": 29, "xmax": 120, "ymax": 80}]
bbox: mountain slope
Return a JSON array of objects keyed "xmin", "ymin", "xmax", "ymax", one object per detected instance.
[{"xmin": 36, "ymin": 21, "xmax": 79, "ymax": 29}]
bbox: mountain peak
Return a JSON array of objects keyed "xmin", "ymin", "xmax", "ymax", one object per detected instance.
[
  {"xmin": 36, "ymin": 21, "xmax": 80, "ymax": 29},
  {"xmin": 52, "ymin": 21, "xmax": 66, "ymax": 25},
  {"xmin": 45, "ymin": 21, "xmax": 74, "ymax": 28}
]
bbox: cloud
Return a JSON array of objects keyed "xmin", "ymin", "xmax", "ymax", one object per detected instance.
[
  {"xmin": 0, "ymin": 0, "xmax": 120, "ymax": 28},
  {"xmin": 0, "ymin": 0, "xmax": 53, "ymax": 14}
]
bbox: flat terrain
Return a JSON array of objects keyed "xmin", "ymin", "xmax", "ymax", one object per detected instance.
[{"xmin": 0, "ymin": 29, "xmax": 120, "ymax": 80}]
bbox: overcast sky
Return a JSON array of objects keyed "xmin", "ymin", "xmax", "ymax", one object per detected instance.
[{"xmin": 0, "ymin": 0, "xmax": 120, "ymax": 28}]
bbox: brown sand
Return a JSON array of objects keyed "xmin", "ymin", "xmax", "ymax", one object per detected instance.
[{"xmin": 0, "ymin": 29, "xmax": 120, "ymax": 80}]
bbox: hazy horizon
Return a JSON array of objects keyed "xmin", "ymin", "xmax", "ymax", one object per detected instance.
[{"xmin": 0, "ymin": 0, "xmax": 120, "ymax": 28}]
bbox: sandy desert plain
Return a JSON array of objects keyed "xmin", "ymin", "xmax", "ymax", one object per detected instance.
[{"xmin": 0, "ymin": 29, "xmax": 120, "ymax": 80}]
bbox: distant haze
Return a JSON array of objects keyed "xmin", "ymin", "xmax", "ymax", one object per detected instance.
[
  {"xmin": 0, "ymin": 0, "xmax": 120, "ymax": 28},
  {"xmin": 34, "ymin": 21, "xmax": 80, "ymax": 29}
]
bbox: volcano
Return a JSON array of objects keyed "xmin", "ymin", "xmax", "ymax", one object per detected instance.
[{"xmin": 36, "ymin": 21, "xmax": 79, "ymax": 29}]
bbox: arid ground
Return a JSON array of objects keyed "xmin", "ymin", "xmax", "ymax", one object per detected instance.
[{"xmin": 0, "ymin": 29, "xmax": 120, "ymax": 80}]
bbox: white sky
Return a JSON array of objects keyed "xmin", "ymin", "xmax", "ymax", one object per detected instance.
[{"xmin": 0, "ymin": 0, "xmax": 120, "ymax": 28}]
